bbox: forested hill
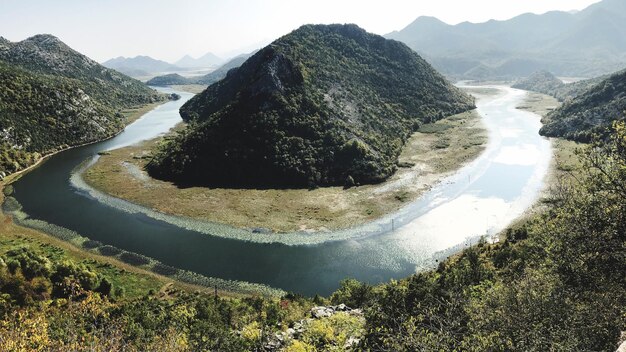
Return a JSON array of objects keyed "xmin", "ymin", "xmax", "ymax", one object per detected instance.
[
  {"xmin": 512, "ymin": 70, "xmax": 610, "ymax": 103},
  {"xmin": 0, "ymin": 34, "xmax": 166, "ymax": 175},
  {"xmin": 512, "ymin": 71, "xmax": 564, "ymax": 94},
  {"xmin": 540, "ymin": 69, "xmax": 626, "ymax": 141},
  {"xmin": 147, "ymin": 24, "xmax": 474, "ymax": 188}
]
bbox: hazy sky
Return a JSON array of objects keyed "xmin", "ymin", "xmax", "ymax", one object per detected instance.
[{"xmin": 0, "ymin": 0, "xmax": 601, "ymax": 63}]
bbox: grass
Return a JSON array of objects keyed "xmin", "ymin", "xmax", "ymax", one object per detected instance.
[
  {"xmin": 515, "ymin": 91, "xmax": 559, "ymax": 116},
  {"xmin": 0, "ymin": 211, "xmax": 162, "ymax": 299},
  {"xmin": 120, "ymin": 102, "xmax": 165, "ymax": 125},
  {"xmin": 82, "ymin": 105, "xmax": 488, "ymax": 233},
  {"xmin": 169, "ymin": 84, "xmax": 207, "ymax": 94}
]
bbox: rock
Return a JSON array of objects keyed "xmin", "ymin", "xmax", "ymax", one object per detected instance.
[
  {"xmin": 344, "ymin": 175, "xmax": 355, "ymax": 189},
  {"xmin": 344, "ymin": 336, "xmax": 361, "ymax": 349},
  {"xmin": 334, "ymin": 303, "xmax": 349, "ymax": 311},
  {"xmin": 311, "ymin": 306, "xmax": 334, "ymax": 319},
  {"xmin": 617, "ymin": 332, "xmax": 626, "ymax": 352}
]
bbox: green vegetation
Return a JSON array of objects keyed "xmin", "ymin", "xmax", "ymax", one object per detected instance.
[
  {"xmin": 0, "ymin": 232, "xmax": 360, "ymax": 351},
  {"xmin": 512, "ymin": 70, "xmax": 564, "ymax": 94},
  {"xmin": 1, "ymin": 96, "xmax": 624, "ymax": 350},
  {"xmin": 513, "ymin": 69, "xmax": 611, "ymax": 103},
  {"xmin": 83, "ymin": 109, "xmax": 485, "ymax": 232},
  {"xmin": 335, "ymin": 122, "xmax": 626, "ymax": 351},
  {"xmin": 147, "ymin": 24, "xmax": 474, "ymax": 188},
  {"xmin": 145, "ymin": 73, "xmax": 192, "ymax": 86},
  {"xmin": 540, "ymin": 69, "xmax": 626, "ymax": 141},
  {"xmin": 0, "ymin": 243, "xmax": 299, "ymax": 350},
  {"xmin": 0, "ymin": 34, "xmax": 166, "ymax": 176}
]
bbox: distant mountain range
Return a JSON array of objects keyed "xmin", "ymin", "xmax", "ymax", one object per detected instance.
[
  {"xmin": 102, "ymin": 52, "xmax": 224, "ymax": 78},
  {"xmin": 175, "ymin": 52, "xmax": 223, "ymax": 68},
  {"xmin": 0, "ymin": 34, "xmax": 166, "ymax": 175},
  {"xmin": 102, "ymin": 55, "xmax": 181, "ymax": 77},
  {"xmin": 146, "ymin": 52, "xmax": 255, "ymax": 86},
  {"xmin": 386, "ymin": 0, "xmax": 626, "ymax": 79},
  {"xmin": 147, "ymin": 24, "xmax": 474, "ymax": 188}
]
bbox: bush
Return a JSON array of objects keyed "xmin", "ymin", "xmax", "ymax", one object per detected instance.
[
  {"xmin": 151, "ymin": 262, "xmax": 180, "ymax": 276},
  {"xmin": 99, "ymin": 245, "xmax": 122, "ymax": 256},
  {"xmin": 119, "ymin": 252, "xmax": 151, "ymax": 266},
  {"xmin": 82, "ymin": 240, "xmax": 103, "ymax": 250}
]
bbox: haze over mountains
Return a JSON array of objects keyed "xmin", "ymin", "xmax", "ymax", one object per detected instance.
[
  {"xmin": 147, "ymin": 24, "xmax": 474, "ymax": 188},
  {"xmin": 102, "ymin": 51, "xmax": 225, "ymax": 78},
  {"xmin": 102, "ymin": 55, "xmax": 180, "ymax": 77},
  {"xmin": 387, "ymin": 0, "xmax": 626, "ymax": 79},
  {"xmin": 175, "ymin": 52, "xmax": 223, "ymax": 68},
  {"xmin": 146, "ymin": 52, "xmax": 255, "ymax": 86}
]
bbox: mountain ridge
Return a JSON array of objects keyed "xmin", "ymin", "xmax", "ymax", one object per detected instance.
[
  {"xmin": 147, "ymin": 24, "xmax": 474, "ymax": 188},
  {"xmin": 386, "ymin": 0, "xmax": 626, "ymax": 79}
]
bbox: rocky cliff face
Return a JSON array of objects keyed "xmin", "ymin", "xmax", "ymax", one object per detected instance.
[{"xmin": 148, "ymin": 24, "xmax": 475, "ymax": 188}]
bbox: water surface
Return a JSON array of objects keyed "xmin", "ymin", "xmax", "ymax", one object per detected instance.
[{"xmin": 11, "ymin": 86, "xmax": 551, "ymax": 295}]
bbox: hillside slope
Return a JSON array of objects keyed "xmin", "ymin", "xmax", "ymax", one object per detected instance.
[
  {"xmin": 147, "ymin": 24, "xmax": 474, "ymax": 188},
  {"xmin": 0, "ymin": 34, "xmax": 166, "ymax": 175},
  {"xmin": 540, "ymin": 69, "xmax": 626, "ymax": 141},
  {"xmin": 512, "ymin": 70, "xmax": 564, "ymax": 93}
]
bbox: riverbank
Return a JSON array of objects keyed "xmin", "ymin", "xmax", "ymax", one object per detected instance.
[
  {"xmin": 1, "ymin": 101, "xmax": 166, "ymax": 186},
  {"xmin": 0, "ymin": 99, "xmax": 273, "ymax": 298},
  {"xmin": 81, "ymin": 88, "xmax": 492, "ymax": 233},
  {"xmin": 507, "ymin": 89, "xmax": 581, "ymax": 228}
]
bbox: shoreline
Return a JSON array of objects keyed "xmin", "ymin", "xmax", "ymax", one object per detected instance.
[
  {"xmin": 1, "ymin": 97, "xmax": 285, "ymax": 297},
  {"xmin": 503, "ymin": 90, "xmax": 581, "ymax": 230},
  {"xmin": 80, "ymin": 88, "xmax": 493, "ymax": 236},
  {"xmin": 2, "ymin": 101, "xmax": 166, "ymax": 185}
]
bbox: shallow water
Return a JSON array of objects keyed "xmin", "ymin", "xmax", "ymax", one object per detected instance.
[{"xmin": 11, "ymin": 86, "xmax": 551, "ymax": 296}]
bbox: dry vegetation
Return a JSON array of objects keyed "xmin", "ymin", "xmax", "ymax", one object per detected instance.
[{"xmin": 83, "ymin": 99, "xmax": 489, "ymax": 233}]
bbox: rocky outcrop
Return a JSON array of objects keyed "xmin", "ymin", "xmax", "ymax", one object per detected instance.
[{"xmin": 262, "ymin": 304, "xmax": 364, "ymax": 351}]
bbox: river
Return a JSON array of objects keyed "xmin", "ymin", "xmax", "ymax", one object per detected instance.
[{"xmin": 9, "ymin": 86, "xmax": 551, "ymax": 296}]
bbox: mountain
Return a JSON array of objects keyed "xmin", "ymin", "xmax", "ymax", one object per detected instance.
[
  {"xmin": 387, "ymin": 0, "xmax": 626, "ymax": 79},
  {"xmin": 195, "ymin": 52, "xmax": 255, "ymax": 85},
  {"xmin": 102, "ymin": 55, "xmax": 180, "ymax": 76},
  {"xmin": 175, "ymin": 52, "xmax": 223, "ymax": 68},
  {"xmin": 512, "ymin": 70, "xmax": 564, "ymax": 93},
  {"xmin": 0, "ymin": 34, "xmax": 166, "ymax": 175},
  {"xmin": 512, "ymin": 70, "xmax": 610, "ymax": 102},
  {"xmin": 146, "ymin": 73, "xmax": 192, "ymax": 86},
  {"xmin": 147, "ymin": 24, "xmax": 474, "ymax": 188},
  {"xmin": 147, "ymin": 52, "xmax": 255, "ymax": 87},
  {"xmin": 540, "ymin": 69, "xmax": 626, "ymax": 141}
]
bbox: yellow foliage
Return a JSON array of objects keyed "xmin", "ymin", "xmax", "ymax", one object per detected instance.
[
  {"xmin": 284, "ymin": 339, "xmax": 317, "ymax": 352},
  {"xmin": 0, "ymin": 311, "xmax": 50, "ymax": 352},
  {"xmin": 240, "ymin": 320, "xmax": 262, "ymax": 343}
]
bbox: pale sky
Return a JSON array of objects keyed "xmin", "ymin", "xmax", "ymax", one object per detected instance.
[{"xmin": 0, "ymin": 0, "xmax": 601, "ymax": 63}]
